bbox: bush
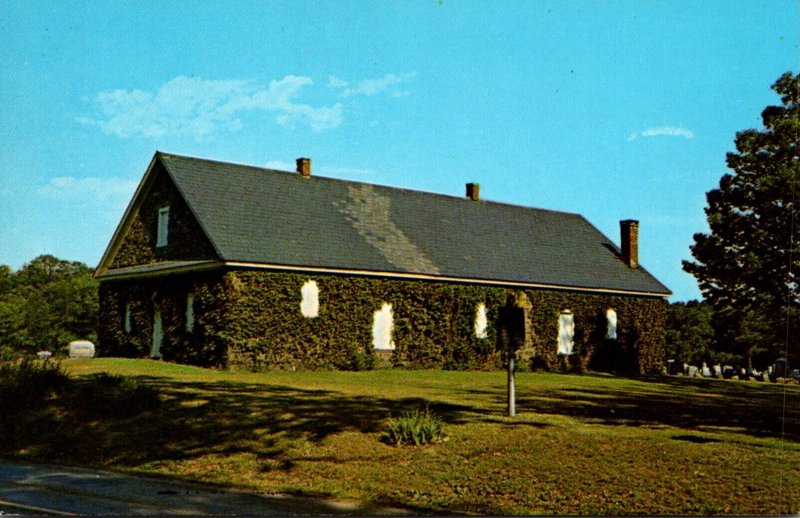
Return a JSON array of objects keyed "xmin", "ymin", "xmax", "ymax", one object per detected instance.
[
  {"xmin": 337, "ymin": 345, "xmax": 376, "ymax": 371},
  {"xmin": 0, "ymin": 358, "xmax": 69, "ymax": 414},
  {"xmin": 73, "ymin": 373, "xmax": 160, "ymax": 418},
  {"xmin": 383, "ymin": 406, "xmax": 446, "ymax": 446}
]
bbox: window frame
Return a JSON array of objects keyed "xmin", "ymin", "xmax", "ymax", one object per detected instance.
[
  {"xmin": 372, "ymin": 303, "xmax": 395, "ymax": 350},
  {"xmin": 557, "ymin": 309, "xmax": 575, "ymax": 355},
  {"xmin": 156, "ymin": 206, "xmax": 170, "ymax": 247}
]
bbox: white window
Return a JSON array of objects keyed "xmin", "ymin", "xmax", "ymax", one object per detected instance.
[
  {"xmin": 156, "ymin": 207, "xmax": 170, "ymax": 247},
  {"xmin": 123, "ymin": 303, "xmax": 132, "ymax": 333},
  {"xmin": 474, "ymin": 303, "xmax": 488, "ymax": 339},
  {"xmin": 186, "ymin": 293, "xmax": 195, "ymax": 333},
  {"xmin": 558, "ymin": 309, "xmax": 574, "ymax": 355},
  {"xmin": 605, "ymin": 308, "xmax": 618, "ymax": 340},
  {"xmin": 300, "ymin": 280, "xmax": 319, "ymax": 318},
  {"xmin": 372, "ymin": 303, "xmax": 395, "ymax": 350}
]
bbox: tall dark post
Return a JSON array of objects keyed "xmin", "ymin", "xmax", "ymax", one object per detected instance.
[{"xmin": 508, "ymin": 347, "xmax": 516, "ymax": 417}]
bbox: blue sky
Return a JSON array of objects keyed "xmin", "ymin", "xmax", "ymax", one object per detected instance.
[{"xmin": 1, "ymin": 1, "xmax": 797, "ymax": 301}]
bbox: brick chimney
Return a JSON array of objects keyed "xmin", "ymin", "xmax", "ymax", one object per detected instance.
[
  {"xmin": 466, "ymin": 183, "xmax": 480, "ymax": 201},
  {"xmin": 620, "ymin": 219, "xmax": 639, "ymax": 268},
  {"xmin": 296, "ymin": 157, "xmax": 311, "ymax": 177}
]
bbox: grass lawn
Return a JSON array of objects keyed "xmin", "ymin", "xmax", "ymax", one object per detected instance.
[{"xmin": 3, "ymin": 358, "xmax": 799, "ymax": 515}]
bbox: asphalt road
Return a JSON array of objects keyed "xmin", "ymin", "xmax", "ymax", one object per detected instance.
[{"xmin": 0, "ymin": 461, "xmax": 411, "ymax": 516}]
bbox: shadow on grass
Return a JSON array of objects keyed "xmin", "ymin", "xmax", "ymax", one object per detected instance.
[
  {"xmin": 1, "ymin": 369, "xmax": 798, "ymax": 514},
  {"xmin": 2, "ymin": 375, "xmax": 481, "ymax": 465},
  {"xmin": 2, "ymin": 375, "xmax": 478, "ymax": 514},
  {"xmin": 513, "ymin": 375, "xmax": 800, "ymax": 442}
]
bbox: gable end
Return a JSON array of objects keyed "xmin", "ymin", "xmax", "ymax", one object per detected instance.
[{"xmin": 96, "ymin": 155, "xmax": 219, "ymax": 276}]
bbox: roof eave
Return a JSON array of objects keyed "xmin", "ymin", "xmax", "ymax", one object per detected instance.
[
  {"xmin": 222, "ymin": 261, "xmax": 672, "ymax": 298},
  {"xmin": 95, "ymin": 260, "xmax": 225, "ymax": 281}
]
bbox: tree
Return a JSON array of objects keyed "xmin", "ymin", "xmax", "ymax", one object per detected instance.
[
  {"xmin": 0, "ymin": 255, "xmax": 98, "ymax": 355},
  {"xmin": 683, "ymin": 72, "xmax": 800, "ymax": 368},
  {"xmin": 664, "ymin": 300, "xmax": 715, "ymax": 366}
]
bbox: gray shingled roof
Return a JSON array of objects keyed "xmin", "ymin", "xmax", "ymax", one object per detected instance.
[{"xmin": 157, "ymin": 152, "xmax": 670, "ymax": 296}]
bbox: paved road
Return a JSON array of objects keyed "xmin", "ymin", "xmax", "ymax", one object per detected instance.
[{"xmin": 0, "ymin": 462, "xmax": 411, "ymax": 516}]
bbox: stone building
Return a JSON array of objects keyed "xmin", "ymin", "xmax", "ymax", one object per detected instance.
[{"xmin": 95, "ymin": 152, "xmax": 671, "ymax": 372}]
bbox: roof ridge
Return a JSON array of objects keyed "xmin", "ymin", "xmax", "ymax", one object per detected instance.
[{"xmin": 155, "ymin": 151, "xmax": 582, "ymax": 218}]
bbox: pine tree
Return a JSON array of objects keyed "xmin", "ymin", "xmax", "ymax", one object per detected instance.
[{"xmin": 683, "ymin": 72, "xmax": 799, "ymax": 368}]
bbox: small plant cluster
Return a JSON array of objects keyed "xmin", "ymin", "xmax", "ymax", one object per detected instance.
[
  {"xmin": 336, "ymin": 344, "xmax": 377, "ymax": 371},
  {"xmin": 383, "ymin": 406, "xmax": 446, "ymax": 446}
]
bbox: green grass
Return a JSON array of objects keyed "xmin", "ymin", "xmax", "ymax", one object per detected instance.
[{"xmin": 2, "ymin": 358, "xmax": 799, "ymax": 515}]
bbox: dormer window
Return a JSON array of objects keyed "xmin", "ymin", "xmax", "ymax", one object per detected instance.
[{"xmin": 156, "ymin": 207, "xmax": 170, "ymax": 247}]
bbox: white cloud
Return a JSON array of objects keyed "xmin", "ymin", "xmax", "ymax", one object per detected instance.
[
  {"xmin": 319, "ymin": 165, "xmax": 375, "ymax": 177},
  {"xmin": 627, "ymin": 126, "xmax": 695, "ymax": 141},
  {"xmin": 38, "ymin": 176, "xmax": 138, "ymax": 221},
  {"xmin": 78, "ymin": 75, "xmax": 343, "ymax": 139},
  {"xmin": 263, "ymin": 160, "xmax": 375, "ymax": 178},
  {"xmin": 327, "ymin": 75, "xmax": 349, "ymax": 88},
  {"xmin": 263, "ymin": 160, "xmax": 296, "ymax": 171},
  {"xmin": 38, "ymin": 176, "xmax": 137, "ymax": 203},
  {"xmin": 331, "ymin": 72, "xmax": 417, "ymax": 98}
]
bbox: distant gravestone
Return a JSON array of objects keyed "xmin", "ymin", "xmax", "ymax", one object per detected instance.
[
  {"xmin": 68, "ymin": 340, "xmax": 95, "ymax": 359},
  {"xmin": 688, "ymin": 366, "xmax": 699, "ymax": 378},
  {"xmin": 713, "ymin": 365, "xmax": 722, "ymax": 378},
  {"xmin": 702, "ymin": 363, "xmax": 711, "ymax": 377}
]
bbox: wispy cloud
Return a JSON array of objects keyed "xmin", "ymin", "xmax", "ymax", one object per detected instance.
[
  {"xmin": 263, "ymin": 160, "xmax": 296, "ymax": 171},
  {"xmin": 328, "ymin": 72, "xmax": 417, "ymax": 98},
  {"xmin": 38, "ymin": 176, "xmax": 137, "ymax": 203},
  {"xmin": 319, "ymin": 165, "xmax": 375, "ymax": 177},
  {"xmin": 264, "ymin": 160, "xmax": 375, "ymax": 178},
  {"xmin": 38, "ymin": 176, "xmax": 138, "ymax": 220},
  {"xmin": 78, "ymin": 75, "xmax": 343, "ymax": 139},
  {"xmin": 627, "ymin": 126, "xmax": 695, "ymax": 141}
]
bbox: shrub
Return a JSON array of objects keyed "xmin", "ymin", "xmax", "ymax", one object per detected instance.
[
  {"xmin": 72, "ymin": 373, "xmax": 160, "ymax": 418},
  {"xmin": 0, "ymin": 358, "xmax": 69, "ymax": 414},
  {"xmin": 383, "ymin": 406, "xmax": 446, "ymax": 446},
  {"xmin": 337, "ymin": 345, "xmax": 376, "ymax": 371}
]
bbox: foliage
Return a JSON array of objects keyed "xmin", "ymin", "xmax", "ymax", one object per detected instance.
[
  {"xmin": 383, "ymin": 406, "xmax": 446, "ymax": 446},
  {"xmin": 664, "ymin": 300, "xmax": 715, "ymax": 365},
  {"xmin": 101, "ymin": 269, "xmax": 667, "ymax": 374},
  {"xmin": 0, "ymin": 255, "xmax": 98, "ymax": 355},
  {"xmin": 684, "ymin": 71, "xmax": 800, "ymax": 367},
  {"xmin": 98, "ymin": 273, "xmax": 230, "ymax": 366},
  {"xmin": 0, "ymin": 358, "xmax": 70, "ymax": 414},
  {"xmin": 336, "ymin": 343, "xmax": 377, "ymax": 371}
]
